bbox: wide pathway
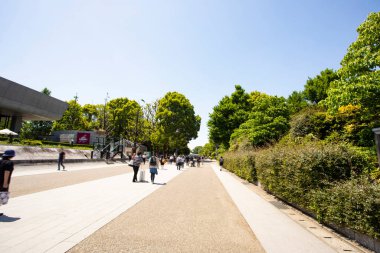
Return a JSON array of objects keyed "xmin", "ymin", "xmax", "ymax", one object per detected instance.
[{"xmin": 0, "ymin": 162, "xmax": 370, "ymax": 253}]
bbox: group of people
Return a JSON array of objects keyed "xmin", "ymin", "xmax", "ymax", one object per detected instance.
[
  {"xmin": 130, "ymin": 152, "xmax": 162, "ymax": 184},
  {"xmin": 0, "ymin": 149, "xmax": 225, "ymax": 217}
]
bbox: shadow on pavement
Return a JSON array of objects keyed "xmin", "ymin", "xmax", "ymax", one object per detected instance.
[
  {"xmin": 153, "ymin": 182, "xmax": 167, "ymax": 186},
  {"xmin": 0, "ymin": 215, "xmax": 21, "ymax": 222}
]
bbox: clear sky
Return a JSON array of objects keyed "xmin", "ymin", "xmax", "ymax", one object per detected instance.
[{"xmin": 0, "ymin": 0, "xmax": 379, "ymax": 149}]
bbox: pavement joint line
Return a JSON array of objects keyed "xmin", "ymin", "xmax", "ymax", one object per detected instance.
[{"xmin": 0, "ymin": 164, "xmax": 181, "ymax": 253}]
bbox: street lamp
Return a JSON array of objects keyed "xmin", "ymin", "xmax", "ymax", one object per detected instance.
[
  {"xmin": 133, "ymin": 99, "xmax": 145, "ymax": 153},
  {"xmin": 103, "ymin": 92, "xmax": 109, "ymax": 130}
]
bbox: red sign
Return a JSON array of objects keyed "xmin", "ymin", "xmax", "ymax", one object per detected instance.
[{"xmin": 77, "ymin": 133, "xmax": 91, "ymax": 144}]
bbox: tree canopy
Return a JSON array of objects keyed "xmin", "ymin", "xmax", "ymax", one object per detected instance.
[
  {"xmin": 230, "ymin": 95, "xmax": 290, "ymax": 149},
  {"xmin": 323, "ymin": 12, "xmax": 380, "ymax": 116},
  {"xmin": 304, "ymin": 68, "xmax": 338, "ymax": 104},
  {"xmin": 52, "ymin": 100, "xmax": 86, "ymax": 131},
  {"xmin": 156, "ymin": 92, "xmax": 201, "ymax": 153},
  {"xmin": 208, "ymin": 85, "xmax": 251, "ymax": 148}
]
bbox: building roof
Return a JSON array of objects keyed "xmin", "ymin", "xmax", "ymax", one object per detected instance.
[{"xmin": 0, "ymin": 76, "xmax": 68, "ymax": 120}]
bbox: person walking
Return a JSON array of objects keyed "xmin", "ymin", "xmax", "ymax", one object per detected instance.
[
  {"xmin": 219, "ymin": 156, "xmax": 224, "ymax": 171},
  {"xmin": 176, "ymin": 156, "xmax": 183, "ymax": 170},
  {"xmin": 148, "ymin": 154, "xmax": 159, "ymax": 184},
  {"xmin": 0, "ymin": 150, "xmax": 16, "ymax": 216},
  {"xmin": 58, "ymin": 150, "xmax": 66, "ymax": 171},
  {"xmin": 132, "ymin": 152, "xmax": 143, "ymax": 182}
]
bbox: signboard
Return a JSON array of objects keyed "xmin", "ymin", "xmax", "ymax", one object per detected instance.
[
  {"xmin": 77, "ymin": 132, "xmax": 91, "ymax": 144},
  {"xmin": 60, "ymin": 134, "xmax": 75, "ymax": 143}
]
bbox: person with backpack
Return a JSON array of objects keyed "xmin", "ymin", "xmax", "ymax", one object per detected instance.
[
  {"xmin": 219, "ymin": 156, "xmax": 224, "ymax": 171},
  {"xmin": 0, "ymin": 150, "xmax": 16, "ymax": 216},
  {"xmin": 149, "ymin": 154, "xmax": 160, "ymax": 183}
]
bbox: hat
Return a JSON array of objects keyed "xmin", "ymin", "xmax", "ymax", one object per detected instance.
[{"xmin": 2, "ymin": 150, "xmax": 15, "ymax": 158}]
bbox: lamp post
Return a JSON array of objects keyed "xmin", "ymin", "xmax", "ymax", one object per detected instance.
[
  {"xmin": 103, "ymin": 92, "xmax": 109, "ymax": 130},
  {"xmin": 133, "ymin": 99, "xmax": 145, "ymax": 153}
]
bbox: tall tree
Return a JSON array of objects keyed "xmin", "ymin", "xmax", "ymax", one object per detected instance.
[
  {"xmin": 107, "ymin": 98, "xmax": 141, "ymax": 141},
  {"xmin": 208, "ymin": 85, "xmax": 251, "ymax": 148},
  {"xmin": 142, "ymin": 100, "xmax": 160, "ymax": 151},
  {"xmin": 322, "ymin": 12, "xmax": 380, "ymax": 146},
  {"xmin": 304, "ymin": 69, "xmax": 338, "ymax": 104},
  {"xmin": 287, "ymin": 91, "xmax": 308, "ymax": 115},
  {"xmin": 230, "ymin": 95, "xmax": 290, "ymax": 149},
  {"xmin": 82, "ymin": 104, "xmax": 99, "ymax": 130},
  {"xmin": 52, "ymin": 100, "xmax": 85, "ymax": 131},
  {"xmin": 323, "ymin": 12, "xmax": 380, "ymax": 115},
  {"xmin": 156, "ymin": 92, "xmax": 201, "ymax": 153}
]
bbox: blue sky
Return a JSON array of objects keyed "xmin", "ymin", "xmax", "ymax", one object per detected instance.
[{"xmin": 0, "ymin": 0, "xmax": 379, "ymax": 149}]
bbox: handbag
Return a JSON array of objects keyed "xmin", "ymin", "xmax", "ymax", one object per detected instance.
[{"xmin": 128, "ymin": 160, "xmax": 134, "ymax": 167}]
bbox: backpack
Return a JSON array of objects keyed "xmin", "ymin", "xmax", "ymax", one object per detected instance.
[{"xmin": 149, "ymin": 157, "xmax": 157, "ymax": 166}]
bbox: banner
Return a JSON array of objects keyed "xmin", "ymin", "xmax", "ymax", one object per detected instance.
[{"xmin": 77, "ymin": 132, "xmax": 91, "ymax": 144}]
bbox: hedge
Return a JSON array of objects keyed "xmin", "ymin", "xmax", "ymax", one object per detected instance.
[
  {"xmin": 309, "ymin": 177, "xmax": 380, "ymax": 238},
  {"xmin": 223, "ymin": 151, "xmax": 257, "ymax": 183},
  {"xmin": 223, "ymin": 140, "xmax": 379, "ymax": 238},
  {"xmin": 255, "ymin": 141, "xmax": 374, "ymax": 207}
]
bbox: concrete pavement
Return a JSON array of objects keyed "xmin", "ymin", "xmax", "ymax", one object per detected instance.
[
  {"xmin": 0, "ymin": 164, "xmax": 182, "ymax": 253},
  {"xmin": 0, "ymin": 162, "xmax": 371, "ymax": 253}
]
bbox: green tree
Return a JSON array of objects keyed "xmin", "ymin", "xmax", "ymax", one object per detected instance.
[
  {"xmin": 200, "ymin": 142, "xmax": 215, "ymax": 157},
  {"xmin": 142, "ymin": 100, "xmax": 160, "ymax": 152},
  {"xmin": 156, "ymin": 92, "xmax": 201, "ymax": 154},
  {"xmin": 304, "ymin": 69, "xmax": 338, "ymax": 104},
  {"xmin": 287, "ymin": 91, "xmax": 309, "ymax": 115},
  {"xmin": 323, "ymin": 12, "xmax": 380, "ymax": 115},
  {"xmin": 82, "ymin": 104, "xmax": 99, "ymax": 130},
  {"xmin": 52, "ymin": 100, "xmax": 85, "ymax": 131},
  {"xmin": 192, "ymin": 146, "xmax": 203, "ymax": 154},
  {"xmin": 41, "ymin": 87, "xmax": 51, "ymax": 96},
  {"xmin": 230, "ymin": 95, "xmax": 290, "ymax": 149},
  {"xmin": 322, "ymin": 12, "xmax": 380, "ymax": 146},
  {"xmin": 208, "ymin": 85, "xmax": 251, "ymax": 148},
  {"xmin": 107, "ymin": 98, "xmax": 141, "ymax": 141}
]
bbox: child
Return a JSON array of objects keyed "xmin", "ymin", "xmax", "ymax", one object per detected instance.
[{"xmin": 149, "ymin": 155, "xmax": 159, "ymax": 184}]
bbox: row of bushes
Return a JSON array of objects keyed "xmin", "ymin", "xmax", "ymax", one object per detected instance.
[
  {"xmin": 0, "ymin": 138, "xmax": 93, "ymax": 149},
  {"xmin": 223, "ymin": 140, "xmax": 380, "ymax": 238}
]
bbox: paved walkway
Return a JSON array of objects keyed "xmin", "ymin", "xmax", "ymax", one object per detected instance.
[{"xmin": 0, "ymin": 163, "xmax": 369, "ymax": 253}]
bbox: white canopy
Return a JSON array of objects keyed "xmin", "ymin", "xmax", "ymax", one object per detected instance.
[{"xmin": 0, "ymin": 128, "xmax": 18, "ymax": 135}]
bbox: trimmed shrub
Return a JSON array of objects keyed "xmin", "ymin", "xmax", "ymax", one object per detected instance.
[
  {"xmin": 309, "ymin": 177, "xmax": 380, "ymax": 238},
  {"xmin": 255, "ymin": 141, "xmax": 375, "ymax": 207},
  {"xmin": 223, "ymin": 151, "xmax": 257, "ymax": 183},
  {"xmin": 21, "ymin": 139, "xmax": 43, "ymax": 146},
  {"xmin": 41, "ymin": 140, "xmax": 93, "ymax": 149}
]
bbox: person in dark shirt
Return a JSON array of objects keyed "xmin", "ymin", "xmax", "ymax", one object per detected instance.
[
  {"xmin": 132, "ymin": 152, "xmax": 143, "ymax": 182},
  {"xmin": 58, "ymin": 150, "xmax": 66, "ymax": 171},
  {"xmin": 219, "ymin": 156, "xmax": 224, "ymax": 171},
  {"xmin": 0, "ymin": 149, "xmax": 15, "ymax": 216}
]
